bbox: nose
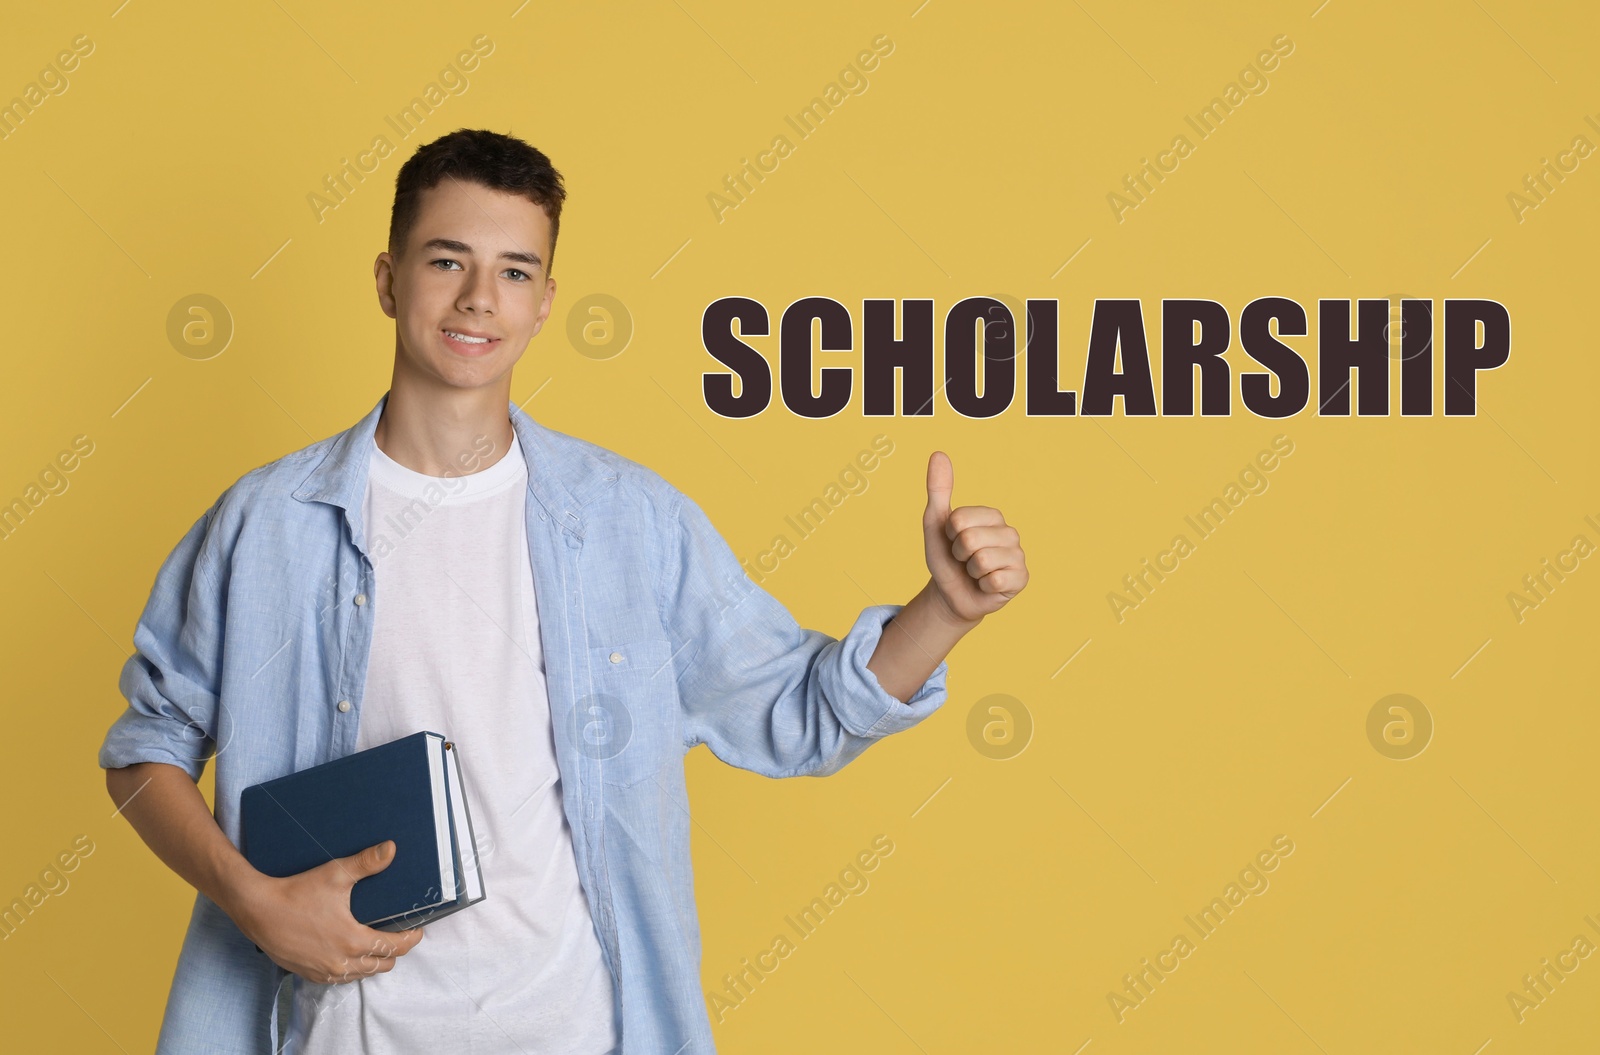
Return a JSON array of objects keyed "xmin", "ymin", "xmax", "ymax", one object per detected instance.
[{"xmin": 456, "ymin": 262, "xmax": 497, "ymax": 316}]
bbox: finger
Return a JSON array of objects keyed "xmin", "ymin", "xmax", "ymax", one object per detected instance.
[
  {"xmin": 335, "ymin": 938, "xmax": 409, "ymax": 982},
  {"xmin": 341, "ymin": 840, "xmax": 398, "ymax": 881},
  {"xmin": 964, "ymin": 546, "xmax": 1024, "ymax": 581},
  {"xmin": 357, "ymin": 935, "xmax": 400, "ymax": 959},
  {"xmin": 340, "ymin": 957, "xmax": 389, "ymax": 980},
  {"xmin": 924, "ymin": 452, "xmax": 953, "ymax": 523},
  {"xmin": 977, "ymin": 567, "xmax": 1027, "ymax": 595},
  {"xmin": 355, "ymin": 945, "xmax": 399, "ymax": 975},
  {"xmin": 945, "ymin": 505, "xmax": 1006, "ymax": 539},
  {"xmin": 361, "ymin": 925, "xmax": 423, "ymax": 957},
  {"xmin": 339, "ymin": 952, "xmax": 387, "ymax": 978},
  {"xmin": 325, "ymin": 954, "xmax": 366, "ymax": 985},
  {"xmin": 949, "ymin": 525, "xmax": 1019, "ymax": 562}
]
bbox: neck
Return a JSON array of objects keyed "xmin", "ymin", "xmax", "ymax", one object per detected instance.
[{"xmin": 374, "ymin": 370, "xmax": 516, "ymax": 477}]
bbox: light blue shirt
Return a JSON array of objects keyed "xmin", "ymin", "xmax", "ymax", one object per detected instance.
[{"xmin": 99, "ymin": 390, "xmax": 950, "ymax": 1054}]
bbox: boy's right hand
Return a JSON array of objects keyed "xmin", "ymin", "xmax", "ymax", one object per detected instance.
[{"xmin": 230, "ymin": 839, "xmax": 425, "ymax": 985}]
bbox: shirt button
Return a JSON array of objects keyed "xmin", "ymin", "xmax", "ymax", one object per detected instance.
[
  {"xmin": 337, "ymin": 700, "xmax": 351, "ymax": 712},
  {"xmin": 354, "ymin": 593, "xmax": 367, "ymax": 606},
  {"xmin": 609, "ymin": 651, "xmax": 623, "ymax": 664}
]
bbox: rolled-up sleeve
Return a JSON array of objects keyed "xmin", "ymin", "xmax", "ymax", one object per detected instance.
[
  {"xmin": 657, "ymin": 487, "xmax": 949, "ymax": 778},
  {"xmin": 99, "ymin": 504, "xmax": 225, "ymax": 782}
]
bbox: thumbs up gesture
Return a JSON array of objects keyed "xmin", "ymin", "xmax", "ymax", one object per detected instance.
[{"xmin": 922, "ymin": 451, "xmax": 1028, "ymax": 625}]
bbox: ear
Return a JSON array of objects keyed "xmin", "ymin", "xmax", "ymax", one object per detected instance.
[
  {"xmin": 530, "ymin": 275, "xmax": 558, "ymax": 338},
  {"xmin": 374, "ymin": 252, "xmax": 398, "ymax": 320}
]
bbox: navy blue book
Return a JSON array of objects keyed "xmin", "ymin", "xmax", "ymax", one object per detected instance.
[{"xmin": 240, "ymin": 731, "xmax": 485, "ymax": 932}]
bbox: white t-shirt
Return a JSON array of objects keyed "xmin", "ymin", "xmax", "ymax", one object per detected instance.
[{"xmin": 287, "ymin": 429, "xmax": 619, "ymax": 1055}]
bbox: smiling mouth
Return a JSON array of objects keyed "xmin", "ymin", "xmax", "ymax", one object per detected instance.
[{"xmin": 441, "ymin": 329, "xmax": 501, "ymax": 354}]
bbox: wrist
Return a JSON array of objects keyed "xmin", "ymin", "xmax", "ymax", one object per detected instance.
[
  {"xmin": 918, "ymin": 578, "xmax": 982, "ymax": 633},
  {"xmin": 210, "ymin": 852, "xmax": 269, "ymax": 926}
]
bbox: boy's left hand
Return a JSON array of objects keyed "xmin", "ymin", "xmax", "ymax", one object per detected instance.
[{"xmin": 922, "ymin": 451, "xmax": 1028, "ymax": 626}]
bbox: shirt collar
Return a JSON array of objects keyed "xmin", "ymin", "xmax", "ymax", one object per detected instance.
[{"xmin": 292, "ymin": 390, "xmax": 609, "ymax": 552}]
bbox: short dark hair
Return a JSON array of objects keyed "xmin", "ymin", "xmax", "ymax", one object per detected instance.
[{"xmin": 388, "ymin": 128, "xmax": 567, "ymax": 275}]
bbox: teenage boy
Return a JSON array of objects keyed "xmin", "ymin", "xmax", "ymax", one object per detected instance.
[{"xmin": 101, "ymin": 128, "xmax": 1028, "ymax": 1054}]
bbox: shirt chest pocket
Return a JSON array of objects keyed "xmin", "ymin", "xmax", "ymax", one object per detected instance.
[{"xmin": 581, "ymin": 640, "xmax": 682, "ymax": 788}]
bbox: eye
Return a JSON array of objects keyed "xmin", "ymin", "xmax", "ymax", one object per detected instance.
[
  {"xmin": 504, "ymin": 269, "xmax": 530, "ymax": 282},
  {"xmin": 430, "ymin": 258, "xmax": 462, "ymax": 271}
]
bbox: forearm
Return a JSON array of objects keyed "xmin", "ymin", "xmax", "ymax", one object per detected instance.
[
  {"xmin": 865, "ymin": 577, "xmax": 979, "ymax": 704},
  {"xmin": 105, "ymin": 761, "xmax": 262, "ymax": 920}
]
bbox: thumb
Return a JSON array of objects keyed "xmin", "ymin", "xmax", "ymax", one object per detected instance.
[
  {"xmin": 924, "ymin": 451, "xmax": 953, "ymax": 527},
  {"xmin": 342, "ymin": 839, "xmax": 397, "ymax": 882}
]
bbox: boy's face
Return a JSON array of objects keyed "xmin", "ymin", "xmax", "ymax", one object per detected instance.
[{"xmin": 374, "ymin": 177, "xmax": 557, "ymax": 395}]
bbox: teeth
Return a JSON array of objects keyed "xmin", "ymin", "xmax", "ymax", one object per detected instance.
[{"xmin": 445, "ymin": 330, "xmax": 489, "ymax": 344}]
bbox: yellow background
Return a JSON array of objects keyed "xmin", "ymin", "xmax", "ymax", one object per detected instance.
[{"xmin": 2, "ymin": 0, "xmax": 1595, "ymax": 1051}]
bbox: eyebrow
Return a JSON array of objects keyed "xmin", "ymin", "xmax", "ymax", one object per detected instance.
[{"xmin": 420, "ymin": 237, "xmax": 542, "ymax": 269}]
